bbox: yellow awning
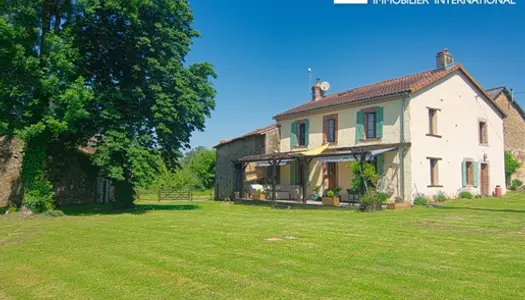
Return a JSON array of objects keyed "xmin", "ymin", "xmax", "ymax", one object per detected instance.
[{"xmin": 297, "ymin": 143, "xmax": 329, "ymax": 156}]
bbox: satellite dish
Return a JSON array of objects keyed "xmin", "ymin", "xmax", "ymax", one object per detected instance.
[{"xmin": 320, "ymin": 81, "xmax": 330, "ymax": 92}]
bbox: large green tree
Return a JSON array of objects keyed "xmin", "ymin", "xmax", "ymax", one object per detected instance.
[{"xmin": 0, "ymin": 0, "xmax": 216, "ymax": 209}]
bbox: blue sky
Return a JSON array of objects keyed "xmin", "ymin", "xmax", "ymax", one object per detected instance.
[{"xmin": 186, "ymin": 0, "xmax": 525, "ymax": 149}]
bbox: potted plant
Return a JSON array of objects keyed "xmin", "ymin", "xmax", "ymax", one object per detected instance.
[
  {"xmin": 252, "ymin": 189, "xmax": 266, "ymax": 200},
  {"xmin": 387, "ymin": 196, "xmax": 412, "ymax": 210},
  {"xmin": 313, "ymin": 185, "xmax": 321, "ymax": 201},
  {"xmin": 322, "ymin": 190, "xmax": 340, "ymax": 206},
  {"xmin": 334, "ymin": 186, "xmax": 342, "ymax": 201}
]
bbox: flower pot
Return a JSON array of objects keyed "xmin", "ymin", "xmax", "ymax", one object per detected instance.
[
  {"xmin": 313, "ymin": 193, "xmax": 320, "ymax": 201},
  {"xmin": 387, "ymin": 202, "xmax": 412, "ymax": 210},
  {"xmin": 252, "ymin": 194, "xmax": 266, "ymax": 200},
  {"xmin": 322, "ymin": 197, "xmax": 340, "ymax": 206}
]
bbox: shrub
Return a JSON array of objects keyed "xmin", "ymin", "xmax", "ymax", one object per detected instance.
[
  {"xmin": 313, "ymin": 185, "xmax": 321, "ymax": 193},
  {"xmin": 256, "ymin": 189, "xmax": 263, "ymax": 195},
  {"xmin": 459, "ymin": 191, "xmax": 473, "ymax": 199},
  {"xmin": 348, "ymin": 162, "xmax": 378, "ymax": 193},
  {"xmin": 359, "ymin": 192, "xmax": 388, "ymax": 212},
  {"xmin": 42, "ymin": 210, "xmax": 65, "ymax": 217},
  {"xmin": 334, "ymin": 186, "xmax": 342, "ymax": 194},
  {"xmin": 22, "ymin": 179, "xmax": 55, "ymax": 214},
  {"xmin": 505, "ymin": 152, "xmax": 520, "ymax": 187},
  {"xmin": 511, "ymin": 179, "xmax": 523, "ymax": 191},
  {"xmin": 325, "ymin": 190, "xmax": 335, "ymax": 197},
  {"xmin": 394, "ymin": 196, "xmax": 403, "ymax": 203},
  {"xmin": 434, "ymin": 191, "xmax": 447, "ymax": 202},
  {"xmin": 414, "ymin": 197, "xmax": 428, "ymax": 206}
]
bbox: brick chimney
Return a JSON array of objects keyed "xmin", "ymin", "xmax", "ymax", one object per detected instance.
[
  {"xmin": 436, "ymin": 49, "xmax": 454, "ymax": 69},
  {"xmin": 311, "ymin": 78, "xmax": 322, "ymax": 101}
]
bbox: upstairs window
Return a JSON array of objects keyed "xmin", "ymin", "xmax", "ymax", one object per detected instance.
[
  {"xmin": 365, "ymin": 111, "xmax": 376, "ymax": 139},
  {"xmin": 356, "ymin": 107, "xmax": 383, "ymax": 141},
  {"xmin": 323, "ymin": 114, "xmax": 338, "ymax": 144},
  {"xmin": 298, "ymin": 122, "xmax": 306, "ymax": 146},
  {"xmin": 479, "ymin": 121, "xmax": 488, "ymax": 145},
  {"xmin": 327, "ymin": 119, "xmax": 336, "ymax": 143},
  {"xmin": 428, "ymin": 108, "xmax": 438, "ymax": 136}
]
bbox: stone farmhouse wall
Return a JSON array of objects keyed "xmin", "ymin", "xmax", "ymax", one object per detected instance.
[
  {"xmin": 215, "ymin": 135, "xmax": 266, "ymax": 200},
  {"xmin": 493, "ymin": 93, "xmax": 525, "ymax": 182}
]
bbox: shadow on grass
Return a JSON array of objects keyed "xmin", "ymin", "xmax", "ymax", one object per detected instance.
[
  {"xmin": 61, "ymin": 203, "xmax": 201, "ymax": 216},
  {"xmin": 434, "ymin": 205, "xmax": 525, "ymax": 214}
]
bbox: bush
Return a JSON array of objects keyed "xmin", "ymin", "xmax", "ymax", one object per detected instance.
[
  {"xmin": 0, "ymin": 205, "xmax": 18, "ymax": 215},
  {"xmin": 459, "ymin": 191, "xmax": 473, "ymax": 199},
  {"xmin": 434, "ymin": 191, "xmax": 447, "ymax": 202},
  {"xmin": 505, "ymin": 152, "xmax": 520, "ymax": 187},
  {"xmin": 42, "ymin": 210, "xmax": 64, "ymax": 217},
  {"xmin": 359, "ymin": 192, "xmax": 388, "ymax": 212},
  {"xmin": 414, "ymin": 197, "xmax": 428, "ymax": 206},
  {"xmin": 511, "ymin": 179, "xmax": 523, "ymax": 191},
  {"xmin": 325, "ymin": 190, "xmax": 335, "ymax": 197},
  {"xmin": 22, "ymin": 179, "xmax": 55, "ymax": 214},
  {"xmin": 348, "ymin": 162, "xmax": 378, "ymax": 193}
]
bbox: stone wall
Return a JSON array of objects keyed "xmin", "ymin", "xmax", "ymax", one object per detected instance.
[
  {"xmin": 46, "ymin": 151, "xmax": 99, "ymax": 207},
  {"xmin": 215, "ymin": 135, "xmax": 266, "ymax": 200},
  {"xmin": 264, "ymin": 128, "xmax": 280, "ymax": 154},
  {"xmin": 493, "ymin": 93, "xmax": 525, "ymax": 181},
  {"xmin": 0, "ymin": 137, "xmax": 24, "ymax": 208},
  {"xmin": 0, "ymin": 136, "xmax": 99, "ymax": 208}
]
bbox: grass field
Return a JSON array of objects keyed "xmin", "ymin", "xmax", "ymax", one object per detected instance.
[{"xmin": 1, "ymin": 193, "xmax": 525, "ymax": 299}]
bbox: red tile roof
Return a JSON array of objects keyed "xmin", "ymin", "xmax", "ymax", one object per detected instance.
[
  {"xmin": 273, "ymin": 64, "xmax": 504, "ymax": 119},
  {"xmin": 214, "ymin": 124, "xmax": 277, "ymax": 148}
]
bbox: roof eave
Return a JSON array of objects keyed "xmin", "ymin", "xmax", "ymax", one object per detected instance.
[{"xmin": 273, "ymin": 92, "xmax": 410, "ymax": 122}]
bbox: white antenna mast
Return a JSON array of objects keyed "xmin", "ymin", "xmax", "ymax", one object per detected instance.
[
  {"xmin": 511, "ymin": 88, "xmax": 514, "ymax": 102},
  {"xmin": 308, "ymin": 68, "xmax": 312, "ymax": 94}
]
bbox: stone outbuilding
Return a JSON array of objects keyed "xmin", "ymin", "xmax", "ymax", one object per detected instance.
[
  {"xmin": 487, "ymin": 87, "xmax": 525, "ymax": 182},
  {"xmin": 0, "ymin": 136, "xmax": 114, "ymax": 209},
  {"xmin": 214, "ymin": 124, "xmax": 279, "ymax": 200}
]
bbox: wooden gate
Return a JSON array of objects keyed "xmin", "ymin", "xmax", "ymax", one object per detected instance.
[{"xmin": 157, "ymin": 187, "xmax": 192, "ymax": 201}]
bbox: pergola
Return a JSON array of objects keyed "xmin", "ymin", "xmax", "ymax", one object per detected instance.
[{"xmin": 237, "ymin": 142, "xmax": 411, "ymax": 207}]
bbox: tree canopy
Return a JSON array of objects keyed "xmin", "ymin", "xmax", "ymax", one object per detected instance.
[
  {"xmin": 155, "ymin": 146, "xmax": 216, "ymax": 191},
  {"xmin": 0, "ymin": 0, "xmax": 216, "ymax": 209}
]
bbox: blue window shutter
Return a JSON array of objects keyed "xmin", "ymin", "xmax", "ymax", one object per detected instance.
[
  {"xmin": 462, "ymin": 161, "xmax": 467, "ymax": 187},
  {"xmin": 290, "ymin": 122, "xmax": 296, "ymax": 149},
  {"xmin": 473, "ymin": 161, "xmax": 479, "ymax": 187},
  {"xmin": 377, "ymin": 153, "xmax": 385, "ymax": 176},
  {"xmin": 356, "ymin": 111, "xmax": 364, "ymax": 141},
  {"xmin": 305, "ymin": 119, "xmax": 309, "ymax": 146},
  {"xmin": 376, "ymin": 107, "xmax": 384, "ymax": 138},
  {"xmin": 290, "ymin": 161, "xmax": 296, "ymax": 184}
]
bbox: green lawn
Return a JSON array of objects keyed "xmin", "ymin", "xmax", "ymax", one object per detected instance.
[{"xmin": 1, "ymin": 193, "xmax": 525, "ymax": 299}]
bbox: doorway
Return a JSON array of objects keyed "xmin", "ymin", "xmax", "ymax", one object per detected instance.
[
  {"xmin": 480, "ymin": 163, "xmax": 489, "ymax": 195},
  {"xmin": 326, "ymin": 162, "xmax": 337, "ymax": 191}
]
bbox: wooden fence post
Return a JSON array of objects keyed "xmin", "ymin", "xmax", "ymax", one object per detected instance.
[
  {"xmin": 158, "ymin": 188, "xmax": 161, "ymax": 202},
  {"xmin": 189, "ymin": 189, "xmax": 192, "ymax": 201}
]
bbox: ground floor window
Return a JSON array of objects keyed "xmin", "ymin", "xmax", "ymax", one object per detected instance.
[
  {"xmin": 427, "ymin": 157, "xmax": 441, "ymax": 187},
  {"xmin": 466, "ymin": 161, "xmax": 474, "ymax": 186}
]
